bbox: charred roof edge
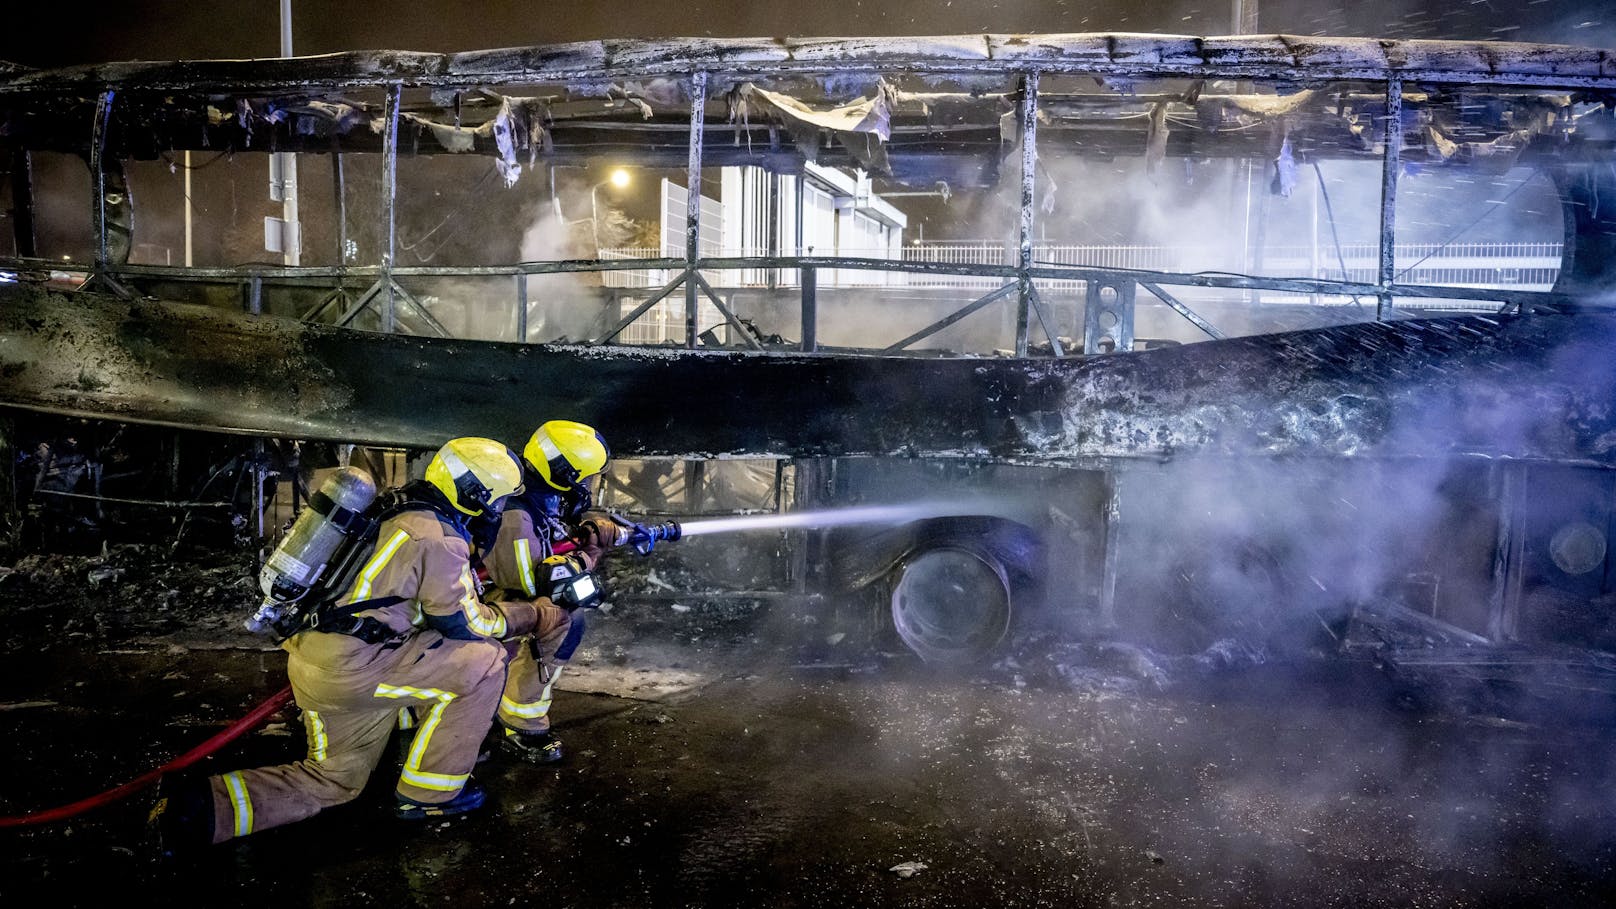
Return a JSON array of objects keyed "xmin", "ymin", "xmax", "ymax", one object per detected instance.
[{"xmin": 0, "ymin": 34, "xmax": 1613, "ymax": 94}]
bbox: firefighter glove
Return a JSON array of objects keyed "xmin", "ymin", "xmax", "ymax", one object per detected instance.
[{"xmin": 576, "ymin": 517, "xmax": 628, "ymax": 551}]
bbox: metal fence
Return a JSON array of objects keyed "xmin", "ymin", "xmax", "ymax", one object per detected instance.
[{"xmin": 601, "ymin": 241, "xmax": 1563, "ymax": 293}]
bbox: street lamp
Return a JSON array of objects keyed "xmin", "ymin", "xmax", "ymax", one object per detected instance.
[{"xmin": 590, "ymin": 168, "xmax": 632, "ymax": 257}]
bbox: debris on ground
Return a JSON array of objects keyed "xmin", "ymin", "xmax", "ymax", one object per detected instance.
[
  {"xmin": 5, "ymin": 544, "xmax": 1616, "ymax": 906},
  {"xmin": 0, "ymin": 700, "xmax": 58, "ymax": 712},
  {"xmin": 85, "ymin": 567, "xmax": 124, "ymax": 589},
  {"xmin": 0, "ymin": 544, "xmax": 258, "ymax": 653}
]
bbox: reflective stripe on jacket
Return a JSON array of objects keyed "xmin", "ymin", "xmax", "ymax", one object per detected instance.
[
  {"xmin": 334, "ymin": 508, "xmax": 536, "ymax": 641},
  {"xmin": 484, "ymin": 508, "xmax": 550, "ymax": 598}
]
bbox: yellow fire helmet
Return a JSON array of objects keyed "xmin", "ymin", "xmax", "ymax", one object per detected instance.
[
  {"xmin": 424, "ymin": 437, "xmax": 524, "ymax": 515},
  {"xmin": 523, "ymin": 420, "xmax": 610, "ymax": 492}
]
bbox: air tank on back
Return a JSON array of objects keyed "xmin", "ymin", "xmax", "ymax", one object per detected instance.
[{"xmin": 246, "ymin": 466, "xmax": 378, "ymax": 636}]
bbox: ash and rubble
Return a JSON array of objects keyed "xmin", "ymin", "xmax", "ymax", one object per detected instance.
[
  {"xmin": 1, "ymin": 535, "xmax": 1608, "ymax": 719},
  {"xmin": 0, "ymin": 544, "xmax": 262, "ymax": 655},
  {"xmin": 4, "ymin": 541, "xmax": 1616, "ymax": 906}
]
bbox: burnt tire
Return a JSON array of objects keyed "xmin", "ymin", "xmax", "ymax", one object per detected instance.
[{"xmin": 889, "ymin": 545, "xmax": 1012, "ymax": 665}]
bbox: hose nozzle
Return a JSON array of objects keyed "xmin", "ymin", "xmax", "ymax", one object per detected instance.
[
  {"xmin": 610, "ymin": 515, "xmax": 682, "ymax": 554},
  {"xmin": 640, "ymin": 520, "xmax": 682, "ymax": 546}
]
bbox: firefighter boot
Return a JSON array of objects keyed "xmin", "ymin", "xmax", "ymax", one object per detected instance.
[
  {"xmin": 148, "ymin": 773, "xmax": 215, "ymax": 859},
  {"xmin": 394, "ymin": 777, "xmax": 487, "ymax": 821},
  {"xmin": 496, "ymin": 725, "xmax": 565, "ymax": 765}
]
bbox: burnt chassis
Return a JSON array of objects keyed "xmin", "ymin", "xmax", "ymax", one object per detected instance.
[
  {"xmin": 813, "ymin": 512, "xmax": 1046, "ymax": 664},
  {"xmin": 1, "ymin": 35, "xmax": 1615, "ymax": 674},
  {"xmin": 802, "ymin": 452, "xmax": 1616, "ymax": 708}
]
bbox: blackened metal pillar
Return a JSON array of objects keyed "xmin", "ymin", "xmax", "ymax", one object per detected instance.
[
  {"xmin": 9, "ymin": 149, "xmax": 36, "ymax": 258},
  {"xmin": 90, "ymin": 90, "xmax": 115, "ymax": 273},
  {"xmin": 766, "ymin": 170, "xmax": 781, "ymax": 291},
  {"xmin": 252, "ymin": 438, "xmax": 267, "ymax": 542},
  {"xmin": 800, "ymin": 266, "xmax": 818, "ymax": 352},
  {"xmin": 1098, "ymin": 470, "xmax": 1124, "ymax": 631},
  {"xmin": 1376, "ymin": 77, "xmax": 1402, "ymax": 321},
  {"xmin": 331, "ymin": 141, "xmax": 348, "ymax": 264},
  {"xmin": 380, "ymin": 83, "xmax": 402, "ymax": 333},
  {"xmin": 684, "ymin": 72, "xmax": 708, "ymax": 349},
  {"xmin": 684, "ymin": 459, "xmax": 706, "ymax": 514},
  {"xmin": 796, "ymin": 172, "xmax": 813, "ymax": 349},
  {"xmin": 1015, "ymin": 72, "xmax": 1038, "ymax": 357},
  {"xmin": 516, "ymin": 273, "xmax": 529, "ymax": 343},
  {"xmin": 1487, "ymin": 461, "xmax": 1526, "ymax": 642}
]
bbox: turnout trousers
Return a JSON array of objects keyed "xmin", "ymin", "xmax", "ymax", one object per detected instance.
[
  {"xmin": 205, "ymin": 628, "xmax": 506, "ymax": 843},
  {"xmin": 496, "ymin": 602, "xmax": 576, "ymax": 735}
]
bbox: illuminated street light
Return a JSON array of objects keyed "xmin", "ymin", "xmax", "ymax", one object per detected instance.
[{"xmin": 590, "ymin": 168, "xmax": 633, "ymax": 257}]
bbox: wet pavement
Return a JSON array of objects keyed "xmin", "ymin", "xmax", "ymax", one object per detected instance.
[{"xmin": 2, "ymin": 549, "xmax": 1615, "ymax": 907}]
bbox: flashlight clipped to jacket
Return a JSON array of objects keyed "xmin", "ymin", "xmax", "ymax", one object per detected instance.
[{"xmin": 542, "ymin": 514, "xmax": 681, "ymax": 611}]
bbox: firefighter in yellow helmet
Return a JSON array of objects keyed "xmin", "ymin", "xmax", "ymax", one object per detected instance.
[
  {"xmin": 153, "ymin": 438, "xmax": 549, "ymax": 851},
  {"xmin": 480, "ymin": 420, "xmax": 627, "ymax": 763}
]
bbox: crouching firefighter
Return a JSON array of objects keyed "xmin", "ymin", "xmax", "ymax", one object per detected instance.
[
  {"xmin": 152, "ymin": 438, "xmax": 543, "ymax": 852},
  {"xmin": 479, "ymin": 420, "xmax": 629, "ymax": 764}
]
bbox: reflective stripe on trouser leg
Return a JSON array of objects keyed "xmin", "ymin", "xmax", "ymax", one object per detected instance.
[
  {"xmin": 221, "ymin": 771, "xmax": 254, "ymax": 838},
  {"xmin": 501, "ymin": 664, "xmax": 559, "ymax": 722},
  {"xmin": 207, "ymin": 705, "xmax": 394, "ymax": 844},
  {"xmin": 374, "ymin": 684, "xmax": 465, "ymax": 793},
  {"xmin": 208, "ymin": 631, "xmax": 488, "ymax": 842},
  {"xmin": 396, "ymin": 707, "xmax": 417, "ymax": 730},
  {"xmin": 498, "ymin": 637, "xmax": 557, "ymax": 733},
  {"xmin": 500, "ymin": 606, "xmax": 579, "ymax": 733}
]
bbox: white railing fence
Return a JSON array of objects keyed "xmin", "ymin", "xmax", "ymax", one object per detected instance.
[
  {"xmin": 600, "ymin": 241, "xmax": 1562, "ymax": 292},
  {"xmin": 597, "ymin": 241, "xmax": 1564, "ymax": 342}
]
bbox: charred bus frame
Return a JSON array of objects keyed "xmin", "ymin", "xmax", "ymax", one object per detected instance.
[
  {"xmin": 2, "ymin": 35, "xmax": 1614, "ymax": 353},
  {"xmin": 3, "ymin": 36, "xmax": 1616, "ymax": 668}
]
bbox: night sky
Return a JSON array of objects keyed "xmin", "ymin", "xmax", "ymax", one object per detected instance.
[{"xmin": 1, "ymin": 1, "xmax": 1609, "ymax": 69}]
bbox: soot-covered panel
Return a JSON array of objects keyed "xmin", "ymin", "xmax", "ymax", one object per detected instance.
[{"xmin": 1, "ymin": 286, "xmax": 1613, "ymax": 465}]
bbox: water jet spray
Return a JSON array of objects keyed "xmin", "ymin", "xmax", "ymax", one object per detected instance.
[
  {"xmin": 677, "ymin": 503, "xmax": 980, "ymax": 538},
  {"xmin": 559, "ymin": 503, "xmax": 975, "ymax": 558}
]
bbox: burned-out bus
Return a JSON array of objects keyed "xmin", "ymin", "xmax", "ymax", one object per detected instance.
[{"xmin": 2, "ymin": 35, "xmax": 1615, "ymax": 686}]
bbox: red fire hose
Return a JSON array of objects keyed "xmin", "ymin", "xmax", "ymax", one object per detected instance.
[
  {"xmin": 0, "ymin": 529, "xmax": 632, "ymax": 829},
  {"xmin": 0, "ymin": 685, "xmax": 294, "ymax": 829},
  {"xmin": 8, "ymin": 543, "xmax": 579, "ymax": 828}
]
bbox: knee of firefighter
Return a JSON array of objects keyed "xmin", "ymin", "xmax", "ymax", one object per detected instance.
[
  {"xmin": 440, "ymin": 638, "xmax": 508, "ymax": 694},
  {"xmin": 305, "ymin": 751, "xmax": 376, "ymax": 804}
]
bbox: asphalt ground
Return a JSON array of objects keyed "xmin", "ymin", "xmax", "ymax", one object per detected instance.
[{"xmin": 2, "ymin": 549, "xmax": 1615, "ymax": 907}]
